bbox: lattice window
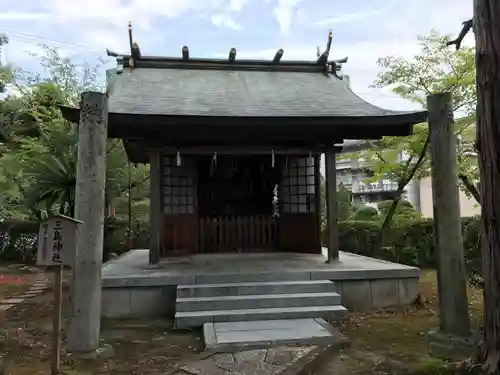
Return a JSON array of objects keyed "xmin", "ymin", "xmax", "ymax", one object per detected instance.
[
  {"xmin": 162, "ymin": 156, "xmax": 195, "ymax": 215},
  {"xmin": 281, "ymin": 156, "xmax": 316, "ymax": 213}
]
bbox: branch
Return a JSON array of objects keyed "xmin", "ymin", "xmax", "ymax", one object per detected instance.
[
  {"xmin": 458, "ymin": 173, "xmax": 480, "ymax": 204},
  {"xmin": 446, "ymin": 19, "xmax": 473, "ymax": 50},
  {"xmin": 106, "ymin": 140, "xmax": 120, "ymax": 155},
  {"xmin": 381, "ymin": 135, "xmax": 430, "ymax": 229},
  {"xmin": 363, "ymin": 141, "xmax": 388, "ymax": 165}
]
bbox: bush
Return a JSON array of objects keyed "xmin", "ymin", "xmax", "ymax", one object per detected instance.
[
  {"xmin": 352, "ymin": 206, "xmax": 379, "ymax": 221},
  {"xmin": 0, "ymin": 218, "xmax": 149, "ymax": 263},
  {"xmin": 325, "ymin": 216, "xmax": 482, "ymax": 283},
  {"xmin": 3, "ymin": 216, "xmax": 483, "ymax": 285}
]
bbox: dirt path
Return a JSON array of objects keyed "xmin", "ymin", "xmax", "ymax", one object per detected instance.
[{"xmin": 0, "ymin": 269, "xmax": 482, "ymax": 375}]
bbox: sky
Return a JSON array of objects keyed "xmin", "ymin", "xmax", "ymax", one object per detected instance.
[{"xmin": 1, "ymin": 0, "xmax": 474, "ymax": 111}]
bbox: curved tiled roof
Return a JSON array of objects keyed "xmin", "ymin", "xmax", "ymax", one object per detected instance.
[{"xmin": 102, "ymin": 60, "xmax": 425, "ymax": 122}]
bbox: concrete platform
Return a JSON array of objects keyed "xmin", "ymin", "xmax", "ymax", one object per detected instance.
[
  {"xmin": 203, "ymin": 318, "xmax": 345, "ymax": 352},
  {"xmin": 101, "ymin": 249, "xmax": 420, "ymax": 318}
]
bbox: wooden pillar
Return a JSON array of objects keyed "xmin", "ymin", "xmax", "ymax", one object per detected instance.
[
  {"xmin": 325, "ymin": 150, "xmax": 339, "ymax": 262},
  {"xmin": 314, "ymin": 154, "xmax": 322, "ymax": 252},
  {"xmin": 427, "ymin": 92, "xmax": 471, "ymax": 337},
  {"xmin": 67, "ymin": 91, "xmax": 108, "ymax": 353},
  {"xmin": 149, "ymin": 151, "xmax": 161, "ymax": 265}
]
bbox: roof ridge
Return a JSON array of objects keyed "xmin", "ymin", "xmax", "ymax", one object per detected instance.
[{"xmin": 116, "ymin": 55, "xmax": 344, "ymax": 74}]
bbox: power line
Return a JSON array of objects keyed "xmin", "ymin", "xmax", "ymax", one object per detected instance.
[
  {"xmin": 0, "ymin": 28, "xmax": 101, "ymax": 53},
  {"xmin": 0, "ymin": 30, "xmax": 416, "ymax": 101}
]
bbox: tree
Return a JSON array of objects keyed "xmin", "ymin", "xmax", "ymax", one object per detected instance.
[
  {"xmin": 337, "ymin": 183, "xmax": 354, "ymax": 221},
  {"xmin": 377, "ymin": 199, "xmax": 420, "ymax": 225},
  {"xmin": 0, "ymin": 34, "xmax": 12, "ymax": 94},
  {"xmin": 0, "ymin": 46, "xmax": 149, "ymax": 224},
  {"xmin": 352, "ymin": 205, "xmax": 379, "ymax": 221},
  {"xmin": 343, "ymin": 30, "xmax": 477, "ymax": 227},
  {"xmin": 320, "ymin": 179, "xmax": 355, "ymax": 230},
  {"xmin": 472, "ymin": 1, "xmax": 500, "ymax": 372}
]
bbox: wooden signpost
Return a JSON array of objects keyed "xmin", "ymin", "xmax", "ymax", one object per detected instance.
[{"xmin": 36, "ymin": 214, "xmax": 82, "ymax": 375}]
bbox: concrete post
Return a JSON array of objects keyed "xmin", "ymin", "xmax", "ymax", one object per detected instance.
[
  {"xmin": 67, "ymin": 91, "xmax": 108, "ymax": 353},
  {"xmin": 427, "ymin": 92, "xmax": 471, "ymax": 339},
  {"xmin": 325, "ymin": 150, "xmax": 339, "ymax": 262}
]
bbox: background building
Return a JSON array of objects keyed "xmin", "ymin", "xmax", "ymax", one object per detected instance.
[{"xmin": 336, "ymin": 145, "xmax": 480, "ymax": 218}]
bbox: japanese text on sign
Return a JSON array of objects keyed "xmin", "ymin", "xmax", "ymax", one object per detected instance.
[{"xmin": 51, "ymin": 221, "xmax": 63, "ymax": 264}]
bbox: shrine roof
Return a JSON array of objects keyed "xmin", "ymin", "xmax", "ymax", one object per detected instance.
[
  {"xmin": 59, "ymin": 33, "xmax": 427, "ymax": 148},
  {"xmin": 60, "ymin": 57, "xmax": 426, "ymax": 139},
  {"xmin": 93, "ymin": 58, "xmax": 424, "ymax": 122}
]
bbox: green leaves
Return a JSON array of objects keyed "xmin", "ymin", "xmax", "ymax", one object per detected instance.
[
  {"xmin": 353, "ymin": 30, "xmax": 478, "ymax": 224},
  {"xmin": 0, "ymin": 46, "xmax": 149, "ymax": 223},
  {"xmin": 373, "ymin": 31, "xmax": 476, "ymax": 114}
]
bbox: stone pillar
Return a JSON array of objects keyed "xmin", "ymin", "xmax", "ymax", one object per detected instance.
[
  {"xmin": 149, "ymin": 150, "xmax": 161, "ymax": 265},
  {"xmin": 427, "ymin": 92, "xmax": 472, "ymax": 356},
  {"xmin": 67, "ymin": 91, "xmax": 108, "ymax": 354},
  {"xmin": 324, "ymin": 150, "xmax": 339, "ymax": 262}
]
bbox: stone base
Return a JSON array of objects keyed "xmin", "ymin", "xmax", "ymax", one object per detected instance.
[
  {"xmin": 101, "ymin": 250, "xmax": 420, "ymax": 318},
  {"xmin": 67, "ymin": 344, "xmax": 114, "ymax": 361},
  {"xmin": 427, "ymin": 329, "xmax": 477, "ymax": 361}
]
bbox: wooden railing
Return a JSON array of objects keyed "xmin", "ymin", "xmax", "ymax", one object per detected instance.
[{"xmin": 199, "ymin": 215, "xmax": 279, "ymax": 253}]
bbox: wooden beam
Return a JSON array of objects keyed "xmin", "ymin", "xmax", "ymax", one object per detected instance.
[
  {"xmin": 149, "ymin": 151, "xmax": 162, "ymax": 265},
  {"xmin": 324, "ymin": 149, "xmax": 339, "ymax": 262},
  {"xmin": 134, "ymin": 145, "xmax": 343, "ymax": 155},
  {"xmin": 314, "ymin": 154, "xmax": 323, "ymax": 252}
]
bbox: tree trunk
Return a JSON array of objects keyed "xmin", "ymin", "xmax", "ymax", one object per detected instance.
[{"xmin": 474, "ymin": 1, "xmax": 500, "ymax": 372}]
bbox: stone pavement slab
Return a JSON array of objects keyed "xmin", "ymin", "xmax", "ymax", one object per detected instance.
[
  {"xmin": 1, "ymin": 298, "xmax": 24, "ymax": 305},
  {"xmin": 204, "ymin": 318, "xmax": 341, "ymax": 352},
  {"xmin": 168, "ymin": 342, "xmax": 348, "ymax": 375}
]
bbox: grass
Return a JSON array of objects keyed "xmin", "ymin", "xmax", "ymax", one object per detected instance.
[
  {"xmin": 0, "ymin": 269, "xmax": 484, "ymax": 375},
  {"xmin": 0, "ymin": 267, "xmax": 34, "ymax": 300},
  {"xmin": 315, "ymin": 269, "xmax": 484, "ymax": 375},
  {"xmin": 0, "ymin": 289, "xmax": 202, "ymax": 375}
]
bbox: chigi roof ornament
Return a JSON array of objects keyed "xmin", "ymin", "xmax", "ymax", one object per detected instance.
[{"xmin": 105, "ymin": 23, "xmax": 350, "ymax": 74}]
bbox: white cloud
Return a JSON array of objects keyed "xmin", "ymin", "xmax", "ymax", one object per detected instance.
[
  {"xmin": 229, "ymin": 0, "xmax": 248, "ymax": 12},
  {"xmin": 270, "ymin": 0, "xmax": 304, "ymax": 34},
  {"xmin": 211, "ymin": 14, "xmax": 242, "ymax": 30},
  {"xmin": 3, "ymin": 0, "xmax": 249, "ymax": 33},
  {"xmin": 313, "ymin": 7, "xmax": 387, "ymax": 27}
]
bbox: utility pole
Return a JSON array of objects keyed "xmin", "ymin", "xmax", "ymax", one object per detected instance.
[{"xmin": 473, "ymin": 1, "xmax": 500, "ymax": 372}]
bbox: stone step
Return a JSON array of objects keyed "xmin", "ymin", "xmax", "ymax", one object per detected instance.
[
  {"xmin": 177, "ymin": 280, "xmax": 336, "ymax": 298},
  {"xmin": 176, "ymin": 292, "xmax": 341, "ymax": 312},
  {"xmin": 174, "ymin": 305, "xmax": 348, "ymax": 329},
  {"xmin": 203, "ymin": 318, "xmax": 350, "ymax": 352},
  {"xmin": 188, "ymin": 272, "xmax": 313, "ymax": 285}
]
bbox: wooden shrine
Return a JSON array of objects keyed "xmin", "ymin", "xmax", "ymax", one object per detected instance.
[{"xmin": 60, "ymin": 26, "xmax": 427, "ymax": 264}]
